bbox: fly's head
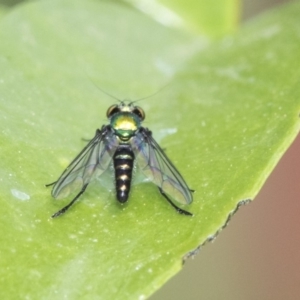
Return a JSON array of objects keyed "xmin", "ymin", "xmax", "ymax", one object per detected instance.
[{"xmin": 107, "ymin": 102, "xmax": 145, "ymax": 141}]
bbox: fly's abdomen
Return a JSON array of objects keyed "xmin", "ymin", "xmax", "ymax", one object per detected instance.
[{"xmin": 113, "ymin": 146, "xmax": 134, "ymax": 203}]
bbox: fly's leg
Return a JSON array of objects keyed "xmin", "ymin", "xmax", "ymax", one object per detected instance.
[
  {"xmin": 81, "ymin": 138, "xmax": 91, "ymax": 142},
  {"xmin": 51, "ymin": 183, "xmax": 89, "ymax": 218},
  {"xmin": 45, "ymin": 181, "xmax": 57, "ymax": 187},
  {"xmin": 158, "ymin": 187, "xmax": 193, "ymax": 216}
]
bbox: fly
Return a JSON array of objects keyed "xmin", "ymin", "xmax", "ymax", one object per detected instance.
[{"xmin": 47, "ymin": 101, "xmax": 194, "ymax": 217}]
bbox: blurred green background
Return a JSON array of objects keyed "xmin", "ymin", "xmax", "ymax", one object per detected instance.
[{"xmin": 1, "ymin": 0, "xmax": 298, "ymax": 299}]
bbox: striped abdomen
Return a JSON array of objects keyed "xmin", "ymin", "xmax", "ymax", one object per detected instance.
[{"xmin": 113, "ymin": 146, "xmax": 134, "ymax": 203}]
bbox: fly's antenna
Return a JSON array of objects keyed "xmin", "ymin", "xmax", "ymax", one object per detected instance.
[
  {"xmin": 131, "ymin": 82, "xmax": 171, "ymax": 104},
  {"xmin": 86, "ymin": 71, "xmax": 171, "ymax": 104},
  {"xmin": 87, "ymin": 74, "xmax": 122, "ymax": 103}
]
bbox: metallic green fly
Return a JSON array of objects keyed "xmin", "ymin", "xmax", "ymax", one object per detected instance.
[{"xmin": 47, "ymin": 102, "xmax": 194, "ymax": 217}]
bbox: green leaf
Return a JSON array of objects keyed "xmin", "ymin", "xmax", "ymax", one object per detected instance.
[
  {"xmin": 0, "ymin": 3, "xmax": 9, "ymax": 18},
  {"xmin": 0, "ymin": 1, "xmax": 299, "ymax": 300},
  {"xmin": 125, "ymin": 0, "xmax": 241, "ymax": 37}
]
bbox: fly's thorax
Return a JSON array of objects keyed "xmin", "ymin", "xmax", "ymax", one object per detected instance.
[{"xmin": 110, "ymin": 112, "xmax": 141, "ymax": 141}]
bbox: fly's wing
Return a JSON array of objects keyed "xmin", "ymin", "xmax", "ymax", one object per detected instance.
[
  {"xmin": 51, "ymin": 126, "xmax": 118, "ymax": 199},
  {"xmin": 131, "ymin": 128, "xmax": 193, "ymax": 205}
]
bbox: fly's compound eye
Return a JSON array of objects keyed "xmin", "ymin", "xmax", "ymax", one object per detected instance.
[
  {"xmin": 132, "ymin": 106, "xmax": 145, "ymax": 121},
  {"xmin": 106, "ymin": 104, "xmax": 120, "ymax": 118}
]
